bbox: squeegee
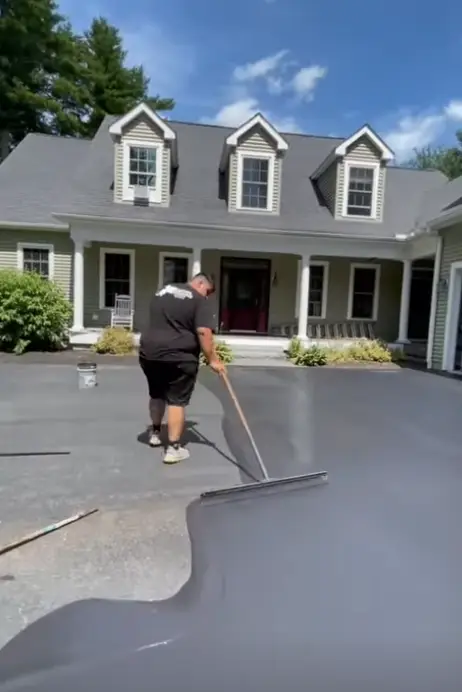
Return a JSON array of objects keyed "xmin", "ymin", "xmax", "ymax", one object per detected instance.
[{"xmin": 202, "ymin": 371, "xmax": 328, "ymax": 500}]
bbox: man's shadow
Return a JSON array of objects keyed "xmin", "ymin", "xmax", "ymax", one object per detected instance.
[{"xmin": 137, "ymin": 421, "xmax": 258, "ymax": 482}]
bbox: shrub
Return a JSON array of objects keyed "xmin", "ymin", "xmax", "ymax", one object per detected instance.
[
  {"xmin": 0, "ymin": 269, "xmax": 72, "ymax": 355},
  {"xmin": 287, "ymin": 337, "xmax": 394, "ymax": 367},
  {"xmin": 285, "ymin": 336, "xmax": 304, "ymax": 361},
  {"xmin": 200, "ymin": 339, "xmax": 234, "ymax": 367},
  {"xmin": 92, "ymin": 327, "xmax": 135, "ymax": 355},
  {"xmin": 344, "ymin": 339, "xmax": 393, "ymax": 363},
  {"xmin": 292, "ymin": 344, "xmax": 328, "ymax": 367}
]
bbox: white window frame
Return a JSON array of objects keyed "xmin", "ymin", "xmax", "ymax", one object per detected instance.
[
  {"xmin": 122, "ymin": 139, "xmax": 163, "ymax": 204},
  {"xmin": 236, "ymin": 151, "xmax": 275, "ymax": 212},
  {"xmin": 294, "ymin": 260, "xmax": 329, "ymax": 320},
  {"xmin": 342, "ymin": 161, "xmax": 380, "ymax": 220},
  {"xmin": 158, "ymin": 251, "xmax": 192, "ymax": 290},
  {"xmin": 99, "ymin": 247, "xmax": 136, "ymax": 310},
  {"xmin": 347, "ymin": 262, "xmax": 381, "ymax": 321},
  {"xmin": 17, "ymin": 242, "xmax": 55, "ymax": 279}
]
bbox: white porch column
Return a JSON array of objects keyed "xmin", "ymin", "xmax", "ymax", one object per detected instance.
[
  {"xmin": 397, "ymin": 259, "xmax": 412, "ymax": 343},
  {"xmin": 72, "ymin": 239, "xmax": 84, "ymax": 331},
  {"xmin": 191, "ymin": 247, "xmax": 202, "ymax": 277},
  {"xmin": 297, "ymin": 255, "xmax": 311, "ymax": 339}
]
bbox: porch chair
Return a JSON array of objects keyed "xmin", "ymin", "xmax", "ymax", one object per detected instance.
[{"xmin": 110, "ymin": 294, "xmax": 134, "ymax": 330}]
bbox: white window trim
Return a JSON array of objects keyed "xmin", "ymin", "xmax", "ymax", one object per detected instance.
[
  {"xmin": 158, "ymin": 251, "xmax": 192, "ymax": 290},
  {"xmin": 99, "ymin": 247, "xmax": 136, "ymax": 310},
  {"xmin": 17, "ymin": 242, "xmax": 55, "ymax": 279},
  {"xmin": 442, "ymin": 260, "xmax": 462, "ymax": 371},
  {"xmin": 122, "ymin": 139, "xmax": 163, "ymax": 204},
  {"xmin": 342, "ymin": 160, "xmax": 380, "ymax": 220},
  {"xmin": 294, "ymin": 260, "xmax": 330, "ymax": 320},
  {"xmin": 347, "ymin": 262, "xmax": 381, "ymax": 321},
  {"xmin": 236, "ymin": 150, "xmax": 276, "ymax": 212}
]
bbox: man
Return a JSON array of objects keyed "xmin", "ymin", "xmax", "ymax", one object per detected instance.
[{"xmin": 139, "ymin": 272, "xmax": 226, "ymax": 464}]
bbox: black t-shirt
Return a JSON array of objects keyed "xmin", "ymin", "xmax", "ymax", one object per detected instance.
[{"xmin": 139, "ymin": 283, "xmax": 216, "ymax": 362}]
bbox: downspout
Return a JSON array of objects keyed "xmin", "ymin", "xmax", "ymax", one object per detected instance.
[{"xmin": 426, "ymin": 235, "xmax": 443, "ymax": 369}]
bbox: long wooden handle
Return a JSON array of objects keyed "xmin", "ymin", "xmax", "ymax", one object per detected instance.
[
  {"xmin": 221, "ymin": 372, "xmax": 270, "ymax": 481},
  {"xmin": 0, "ymin": 509, "xmax": 98, "ymax": 556}
]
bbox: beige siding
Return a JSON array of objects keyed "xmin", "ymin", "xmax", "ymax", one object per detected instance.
[
  {"xmin": 0, "ymin": 229, "xmax": 73, "ymax": 299},
  {"xmin": 336, "ymin": 135, "xmax": 386, "ymax": 221},
  {"xmin": 84, "ymin": 243, "xmax": 192, "ymax": 331},
  {"xmin": 202, "ymin": 251, "xmax": 401, "ymax": 341},
  {"xmin": 228, "ymin": 125, "xmax": 282, "ymax": 214},
  {"xmin": 432, "ymin": 225, "xmax": 462, "ymax": 369},
  {"xmin": 114, "ymin": 114, "xmax": 171, "ymax": 206},
  {"xmin": 317, "ymin": 162, "xmax": 338, "ymax": 214}
]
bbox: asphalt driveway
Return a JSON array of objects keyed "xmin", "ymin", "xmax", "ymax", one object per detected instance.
[{"xmin": 1, "ymin": 363, "xmax": 462, "ymax": 649}]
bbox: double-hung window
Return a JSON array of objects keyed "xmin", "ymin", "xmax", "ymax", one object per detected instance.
[
  {"xmin": 348, "ymin": 264, "xmax": 380, "ymax": 320},
  {"xmin": 129, "ymin": 146, "xmax": 157, "ymax": 189},
  {"xmin": 239, "ymin": 156, "xmax": 272, "ymax": 210},
  {"xmin": 345, "ymin": 165, "xmax": 376, "ymax": 217},
  {"xmin": 17, "ymin": 243, "xmax": 53, "ymax": 279},
  {"xmin": 99, "ymin": 249, "xmax": 135, "ymax": 309},
  {"xmin": 158, "ymin": 253, "xmax": 191, "ymax": 288}
]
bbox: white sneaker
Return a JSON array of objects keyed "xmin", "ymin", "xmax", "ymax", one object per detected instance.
[
  {"xmin": 148, "ymin": 429, "xmax": 162, "ymax": 447},
  {"xmin": 163, "ymin": 445, "xmax": 190, "ymax": 464}
]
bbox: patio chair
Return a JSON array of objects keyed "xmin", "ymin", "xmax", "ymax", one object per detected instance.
[{"xmin": 110, "ymin": 294, "xmax": 134, "ymax": 330}]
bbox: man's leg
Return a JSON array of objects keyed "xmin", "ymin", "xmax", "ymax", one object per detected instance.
[
  {"xmin": 148, "ymin": 398, "xmax": 165, "ymax": 447},
  {"xmin": 163, "ymin": 363, "xmax": 198, "ymax": 464},
  {"xmin": 139, "ymin": 357, "xmax": 167, "ymax": 448}
]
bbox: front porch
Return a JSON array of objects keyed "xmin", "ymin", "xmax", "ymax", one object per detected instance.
[{"xmin": 67, "ymin": 220, "xmax": 438, "ymax": 357}]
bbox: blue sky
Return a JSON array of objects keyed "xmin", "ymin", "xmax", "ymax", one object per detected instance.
[{"xmin": 59, "ymin": 0, "xmax": 462, "ymax": 161}]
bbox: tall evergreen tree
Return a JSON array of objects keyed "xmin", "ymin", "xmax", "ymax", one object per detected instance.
[
  {"xmin": 0, "ymin": 0, "xmax": 81, "ymax": 149},
  {"xmin": 81, "ymin": 18, "xmax": 175, "ymax": 138}
]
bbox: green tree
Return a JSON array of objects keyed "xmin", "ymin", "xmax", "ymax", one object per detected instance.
[
  {"xmin": 407, "ymin": 131, "xmax": 462, "ymax": 180},
  {"xmin": 81, "ymin": 17, "xmax": 175, "ymax": 138},
  {"xmin": 0, "ymin": 0, "xmax": 74, "ymax": 148}
]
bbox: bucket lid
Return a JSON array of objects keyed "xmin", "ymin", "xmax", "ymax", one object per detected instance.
[{"xmin": 77, "ymin": 362, "xmax": 97, "ymax": 369}]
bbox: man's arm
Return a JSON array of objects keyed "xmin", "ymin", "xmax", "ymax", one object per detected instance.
[{"xmin": 195, "ymin": 300, "xmax": 225, "ymax": 372}]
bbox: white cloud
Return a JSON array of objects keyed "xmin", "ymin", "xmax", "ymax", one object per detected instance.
[
  {"xmin": 445, "ymin": 100, "xmax": 462, "ymax": 121},
  {"xmin": 292, "ymin": 65, "xmax": 328, "ymax": 102},
  {"xmin": 205, "ymin": 97, "xmax": 300, "ymax": 133},
  {"xmin": 232, "ymin": 50, "xmax": 288, "ymax": 83},
  {"xmin": 383, "ymin": 113, "xmax": 446, "ymax": 161}
]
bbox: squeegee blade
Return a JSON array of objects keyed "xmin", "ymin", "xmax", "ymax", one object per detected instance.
[{"xmin": 200, "ymin": 471, "xmax": 328, "ymax": 503}]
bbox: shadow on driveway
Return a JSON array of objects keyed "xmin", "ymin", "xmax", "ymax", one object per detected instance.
[{"xmin": 136, "ymin": 421, "xmax": 258, "ymax": 483}]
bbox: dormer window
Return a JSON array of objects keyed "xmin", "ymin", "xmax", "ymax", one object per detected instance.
[
  {"xmin": 129, "ymin": 146, "xmax": 157, "ymax": 189},
  {"xmin": 122, "ymin": 140, "xmax": 162, "ymax": 204},
  {"xmin": 343, "ymin": 162, "xmax": 379, "ymax": 219},
  {"xmin": 237, "ymin": 152, "xmax": 274, "ymax": 211}
]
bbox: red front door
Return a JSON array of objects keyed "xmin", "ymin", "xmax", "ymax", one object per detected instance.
[{"xmin": 219, "ymin": 258, "xmax": 270, "ymax": 333}]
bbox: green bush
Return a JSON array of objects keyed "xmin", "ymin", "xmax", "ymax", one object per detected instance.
[
  {"xmin": 200, "ymin": 339, "xmax": 234, "ymax": 367},
  {"xmin": 286, "ymin": 336, "xmax": 394, "ymax": 366},
  {"xmin": 0, "ymin": 269, "xmax": 72, "ymax": 354},
  {"xmin": 92, "ymin": 327, "xmax": 135, "ymax": 355},
  {"xmin": 292, "ymin": 344, "xmax": 328, "ymax": 367}
]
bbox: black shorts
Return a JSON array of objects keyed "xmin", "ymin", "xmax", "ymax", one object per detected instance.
[{"xmin": 139, "ymin": 357, "xmax": 198, "ymax": 406}]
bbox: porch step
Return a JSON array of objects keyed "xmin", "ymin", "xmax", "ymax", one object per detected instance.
[{"xmin": 228, "ymin": 345, "xmax": 287, "ymax": 360}]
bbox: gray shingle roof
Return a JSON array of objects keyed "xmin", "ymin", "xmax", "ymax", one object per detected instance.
[{"xmin": 0, "ymin": 115, "xmax": 455, "ymax": 238}]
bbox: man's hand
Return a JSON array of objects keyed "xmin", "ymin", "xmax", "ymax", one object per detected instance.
[{"xmin": 209, "ymin": 358, "xmax": 226, "ymax": 375}]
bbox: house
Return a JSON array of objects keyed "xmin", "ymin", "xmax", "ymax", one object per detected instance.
[{"xmin": 0, "ymin": 101, "xmax": 461, "ymax": 364}]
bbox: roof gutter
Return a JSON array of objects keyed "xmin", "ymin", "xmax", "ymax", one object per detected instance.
[
  {"xmin": 426, "ymin": 206, "xmax": 462, "ymax": 231},
  {"xmin": 52, "ymin": 212, "xmax": 405, "ymax": 244},
  {"xmin": 0, "ymin": 220, "xmax": 69, "ymax": 231}
]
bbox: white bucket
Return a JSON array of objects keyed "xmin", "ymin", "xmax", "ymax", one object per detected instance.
[{"xmin": 77, "ymin": 362, "xmax": 97, "ymax": 389}]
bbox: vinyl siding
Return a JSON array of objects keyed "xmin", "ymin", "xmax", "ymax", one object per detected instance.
[
  {"xmin": 201, "ymin": 252, "xmax": 401, "ymax": 341},
  {"xmin": 317, "ymin": 162, "xmax": 338, "ymax": 214},
  {"xmin": 0, "ymin": 229, "xmax": 73, "ymax": 299},
  {"xmin": 113, "ymin": 114, "xmax": 171, "ymax": 206},
  {"xmin": 83, "ymin": 243, "xmax": 192, "ymax": 331},
  {"xmin": 228, "ymin": 125, "xmax": 282, "ymax": 214},
  {"xmin": 336, "ymin": 135, "xmax": 386, "ymax": 221},
  {"xmin": 432, "ymin": 225, "xmax": 462, "ymax": 369}
]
